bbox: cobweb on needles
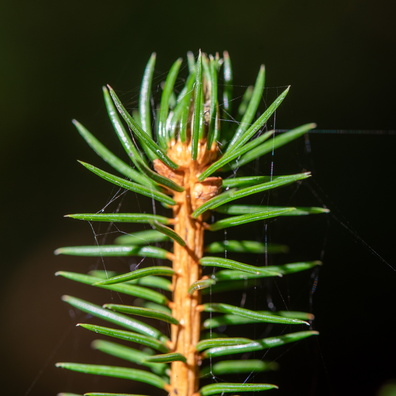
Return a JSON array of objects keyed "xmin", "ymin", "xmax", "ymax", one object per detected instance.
[
  {"xmin": 63, "ymin": 81, "xmax": 327, "ymax": 394},
  {"xmin": 22, "ymin": 69, "xmax": 395, "ymax": 396}
]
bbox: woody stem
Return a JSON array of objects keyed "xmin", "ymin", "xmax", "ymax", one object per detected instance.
[{"xmin": 169, "ymin": 178, "xmax": 204, "ymax": 396}]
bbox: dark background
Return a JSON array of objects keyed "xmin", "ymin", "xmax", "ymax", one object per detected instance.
[{"xmin": 1, "ymin": 1, "xmax": 395, "ymax": 395}]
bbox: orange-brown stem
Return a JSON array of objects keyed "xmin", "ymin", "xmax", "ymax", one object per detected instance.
[
  {"xmin": 169, "ymin": 193, "xmax": 204, "ymax": 396},
  {"xmin": 154, "ymin": 140, "xmax": 220, "ymax": 396}
]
